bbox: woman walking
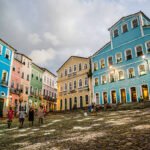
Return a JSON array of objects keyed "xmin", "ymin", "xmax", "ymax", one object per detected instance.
[{"xmin": 28, "ymin": 107, "xmax": 34, "ymax": 127}]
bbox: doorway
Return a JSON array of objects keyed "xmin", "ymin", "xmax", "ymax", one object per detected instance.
[
  {"xmin": 141, "ymin": 85, "xmax": 149, "ymax": 100},
  {"xmin": 0, "ymin": 99, "xmax": 4, "ymax": 117},
  {"xmin": 103, "ymin": 92, "xmax": 108, "ymax": 104},
  {"xmin": 130, "ymin": 87, "xmax": 137, "ymax": 102},
  {"xmin": 80, "ymin": 96, "xmax": 83, "ymax": 108},
  {"xmin": 69, "ymin": 98, "xmax": 72, "ymax": 110},
  {"xmin": 120, "ymin": 89, "xmax": 126, "ymax": 103},
  {"xmin": 111, "ymin": 90, "xmax": 117, "ymax": 104}
]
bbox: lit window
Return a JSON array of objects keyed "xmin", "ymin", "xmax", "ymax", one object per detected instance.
[
  {"xmin": 0, "ymin": 45, "xmax": 2, "ymax": 55},
  {"xmin": 114, "ymin": 29, "xmax": 118, "ymax": 37},
  {"xmin": 116, "ymin": 53, "xmax": 122, "ymax": 63},
  {"xmin": 2, "ymin": 71, "xmax": 8, "ymax": 82},
  {"xmin": 96, "ymin": 93, "xmax": 99, "ymax": 105},
  {"xmin": 122, "ymin": 24, "xmax": 128, "ymax": 33},
  {"xmin": 79, "ymin": 79, "xmax": 82, "ymax": 87},
  {"xmin": 139, "ymin": 65, "xmax": 146, "ymax": 76},
  {"xmin": 108, "ymin": 56, "xmax": 113, "ymax": 66},
  {"xmin": 100, "ymin": 59, "xmax": 105, "ymax": 69},
  {"xmin": 126, "ymin": 49, "xmax": 132, "ymax": 60},
  {"xmin": 5, "ymin": 49, "xmax": 10, "ymax": 59},
  {"xmin": 95, "ymin": 78, "xmax": 99, "ymax": 86},
  {"xmin": 94, "ymin": 62, "xmax": 98, "ymax": 71},
  {"xmin": 128, "ymin": 68, "xmax": 135, "ymax": 78},
  {"xmin": 132, "ymin": 19, "xmax": 138, "ymax": 28},
  {"xmin": 118, "ymin": 71, "xmax": 124, "ymax": 80},
  {"xmin": 135, "ymin": 45, "xmax": 143, "ymax": 57},
  {"xmin": 146, "ymin": 41, "xmax": 150, "ymax": 53},
  {"xmin": 110, "ymin": 73, "xmax": 115, "ymax": 83},
  {"xmin": 101, "ymin": 75, "xmax": 107, "ymax": 84}
]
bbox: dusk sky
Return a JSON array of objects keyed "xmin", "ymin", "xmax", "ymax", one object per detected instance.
[{"xmin": 0, "ymin": 0, "xmax": 150, "ymax": 74}]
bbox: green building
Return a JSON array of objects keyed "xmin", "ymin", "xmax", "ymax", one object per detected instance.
[{"xmin": 29, "ymin": 63, "xmax": 43, "ymax": 109}]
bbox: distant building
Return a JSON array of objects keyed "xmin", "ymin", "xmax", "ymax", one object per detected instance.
[
  {"xmin": 0, "ymin": 39, "xmax": 15, "ymax": 117},
  {"xmin": 41, "ymin": 68, "xmax": 57, "ymax": 111},
  {"xmin": 91, "ymin": 11, "xmax": 150, "ymax": 105},
  {"xmin": 28, "ymin": 63, "xmax": 43, "ymax": 109},
  {"xmin": 14, "ymin": 52, "xmax": 32, "ymax": 111},
  {"xmin": 57, "ymin": 56, "xmax": 92, "ymax": 111}
]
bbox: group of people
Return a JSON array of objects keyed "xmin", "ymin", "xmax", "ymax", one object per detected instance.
[{"xmin": 7, "ymin": 105, "xmax": 46, "ymax": 128}]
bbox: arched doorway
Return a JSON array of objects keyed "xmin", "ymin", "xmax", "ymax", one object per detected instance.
[
  {"xmin": 141, "ymin": 85, "xmax": 149, "ymax": 100},
  {"xmin": 130, "ymin": 87, "xmax": 137, "ymax": 102},
  {"xmin": 103, "ymin": 92, "xmax": 108, "ymax": 104},
  {"xmin": 111, "ymin": 90, "xmax": 117, "ymax": 104},
  {"xmin": 120, "ymin": 89, "xmax": 126, "ymax": 103}
]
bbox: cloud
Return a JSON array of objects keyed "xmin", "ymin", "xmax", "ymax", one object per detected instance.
[
  {"xmin": 29, "ymin": 48, "xmax": 56, "ymax": 66},
  {"xmin": 28, "ymin": 33, "xmax": 42, "ymax": 45}
]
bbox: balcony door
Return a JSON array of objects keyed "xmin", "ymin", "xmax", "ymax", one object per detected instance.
[
  {"xmin": 141, "ymin": 85, "xmax": 149, "ymax": 100},
  {"xmin": 130, "ymin": 87, "xmax": 137, "ymax": 102},
  {"xmin": 120, "ymin": 89, "xmax": 126, "ymax": 103}
]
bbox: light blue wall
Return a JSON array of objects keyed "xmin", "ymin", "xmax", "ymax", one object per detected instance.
[
  {"xmin": 0, "ymin": 41, "xmax": 14, "ymax": 98},
  {"xmin": 92, "ymin": 12, "xmax": 150, "ymax": 105}
]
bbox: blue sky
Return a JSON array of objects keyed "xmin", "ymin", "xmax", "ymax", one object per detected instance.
[{"xmin": 0, "ymin": 0, "xmax": 150, "ymax": 73}]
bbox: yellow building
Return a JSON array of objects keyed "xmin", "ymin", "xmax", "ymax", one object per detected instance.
[{"xmin": 57, "ymin": 56, "xmax": 92, "ymax": 111}]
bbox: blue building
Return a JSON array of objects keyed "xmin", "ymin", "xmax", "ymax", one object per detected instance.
[
  {"xmin": 91, "ymin": 11, "xmax": 150, "ymax": 105},
  {"xmin": 0, "ymin": 39, "xmax": 15, "ymax": 117}
]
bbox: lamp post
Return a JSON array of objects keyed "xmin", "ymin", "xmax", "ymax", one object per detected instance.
[{"xmin": 142, "ymin": 55, "xmax": 149, "ymax": 72}]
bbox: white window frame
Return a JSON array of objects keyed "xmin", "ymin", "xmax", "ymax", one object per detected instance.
[
  {"xmin": 64, "ymin": 83, "xmax": 67, "ymax": 91},
  {"xmin": 129, "ymin": 87, "xmax": 137, "ymax": 102},
  {"xmin": 107, "ymin": 56, "xmax": 113, "ymax": 67},
  {"xmin": 109, "ymin": 72, "xmax": 115, "ymax": 83},
  {"xmin": 140, "ymin": 84, "xmax": 149, "ymax": 100},
  {"xmin": 138, "ymin": 64, "xmax": 146, "ymax": 76},
  {"xmin": 102, "ymin": 91, "xmax": 107, "ymax": 104},
  {"xmin": 118, "ymin": 70, "xmax": 125, "ymax": 80},
  {"xmin": 0, "ymin": 44, "xmax": 2, "ymax": 55},
  {"xmin": 2, "ymin": 70, "xmax": 8, "ymax": 81},
  {"xmin": 127, "ymin": 67, "xmax": 135, "ymax": 78},
  {"xmin": 78, "ymin": 79, "xmax": 82, "ymax": 88},
  {"xmin": 79, "ymin": 63, "xmax": 82, "ymax": 71},
  {"xmin": 135, "ymin": 44, "xmax": 143, "ymax": 57},
  {"xmin": 110, "ymin": 89, "xmax": 117, "ymax": 104},
  {"xmin": 101, "ymin": 74, "xmax": 107, "ymax": 84},
  {"xmin": 5, "ymin": 48, "xmax": 11, "ymax": 60},
  {"xmin": 64, "ymin": 68, "xmax": 68, "ymax": 76},
  {"xmin": 84, "ymin": 77, "xmax": 88, "ymax": 86},
  {"xmin": 73, "ymin": 65, "xmax": 77, "ymax": 72},
  {"xmin": 95, "ymin": 92, "xmax": 100, "ymax": 105},
  {"xmin": 93, "ymin": 62, "xmax": 98, "ymax": 71},
  {"xmin": 119, "ymin": 88, "xmax": 127, "ymax": 103},
  {"xmin": 115, "ymin": 52, "xmax": 122, "ymax": 64},
  {"xmin": 145, "ymin": 40, "xmax": 150, "ymax": 53},
  {"xmin": 125, "ymin": 49, "xmax": 133, "ymax": 60},
  {"xmin": 113, "ymin": 28, "xmax": 119, "ymax": 38},
  {"xmin": 94, "ymin": 77, "xmax": 99, "ymax": 86},
  {"xmin": 131, "ymin": 18, "xmax": 138, "ymax": 28},
  {"xmin": 100, "ymin": 58, "xmax": 105, "ymax": 69},
  {"xmin": 121, "ymin": 23, "xmax": 128, "ymax": 33}
]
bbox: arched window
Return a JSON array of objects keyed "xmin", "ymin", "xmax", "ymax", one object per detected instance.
[
  {"xmin": 118, "ymin": 71, "xmax": 124, "ymax": 80},
  {"xmin": 5, "ymin": 49, "xmax": 10, "ymax": 59},
  {"xmin": 95, "ymin": 78, "xmax": 99, "ymax": 86},
  {"xmin": 126, "ymin": 49, "xmax": 132, "ymax": 60},
  {"xmin": 135, "ymin": 45, "xmax": 143, "ymax": 57},
  {"xmin": 139, "ymin": 64, "xmax": 146, "ymax": 76}
]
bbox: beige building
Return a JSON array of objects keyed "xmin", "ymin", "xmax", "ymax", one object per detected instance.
[{"xmin": 57, "ymin": 56, "xmax": 92, "ymax": 111}]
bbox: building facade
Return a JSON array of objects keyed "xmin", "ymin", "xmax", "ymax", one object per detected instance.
[
  {"xmin": 0, "ymin": 39, "xmax": 15, "ymax": 117},
  {"xmin": 42, "ymin": 68, "xmax": 57, "ymax": 112},
  {"xmin": 14, "ymin": 53, "xmax": 32, "ymax": 111},
  {"xmin": 57, "ymin": 56, "xmax": 92, "ymax": 111},
  {"xmin": 92, "ymin": 11, "xmax": 150, "ymax": 105},
  {"xmin": 10, "ymin": 58, "xmax": 22, "ymax": 114},
  {"xmin": 29, "ymin": 63, "xmax": 43, "ymax": 109}
]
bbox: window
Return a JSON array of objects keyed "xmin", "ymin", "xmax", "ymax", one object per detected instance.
[
  {"xmin": 22, "ymin": 72, "xmax": 24, "ymax": 79},
  {"xmin": 146, "ymin": 41, "xmax": 150, "ymax": 53},
  {"xmin": 139, "ymin": 65, "xmax": 146, "ymax": 76},
  {"xmin": 65, "ymin": 69, "xmax": 67, "ymax": 76},
  {"xmin": 128, "ymin": 68, "xmax": 135, "ymax": 78},
  {"xmin": 5, "ymin": 49, "xmax": 10, "ymax": 59},
  {"xmin": 114, "ymin": 29, "xmax": 118, "ymax": 37},
  {"xmin": 13, "ymin": 66, "xmax": 15, "ymax": 71},
  {"xmin": 79, "ymin": 79, "xmax": 82, "ymax": 88},
  {"xmin": 0, "ymin": 45, "xmax": 2, "ymax": 55},
  {"xmin": 85, "ymin": 77, "xmax": 88, "ymax": 86},
  {"xmin": 65, "ymin": 83, "xmax": 67, "ymax": 91},
  {"xmin": 85, "ymin": 95, "xmax": 89, "ymax": 104},
  {"xmin": 84, "ymin": 64, "xmax": 88, "ymax": 69},
  {"xmin": 132, "ymin": 19, "xmax": 138, "ymax": 28},
  {"xmin": 135, "ymin": 45, "xmax": 143, "ymax": 57},
  {"xmin": 126, "ymin": 49, "xmax": 132, "ymax": 60},
  {"xmin": 95, "ymin": 78, "xmax": 99, "ymax": 86},
  {"xmin": 100, "ymin": 59, "xmax": 105, "ymax": 69},
  {"xmin": 69, "ymin": 66, "xmax": 72, "ymax": 74},
  {"xmin": 32, "ymin": 74, "xmax": 34, "ymax": 78},
  {"xmin": 116, "ymin": 53, "xmax": 122, "ymax": 63},
  {"xmin": 108, "ymin": 56, "xmax": 113, "ymax": 66},
  {"xmin": 27, "ymin": 75, "xmax": 29, "ymax": 81},
  {"xmin": 79, "ymin": 63, "xmax": 82, "ymax": 71},
  {"xmin": 25, "ymin": 87, "xmax": 28, "ymax": 95},
  {"xmin": 122, "ymin": 24, "xmax": 128, "ymax": 33},
  {"xmin": 101, "ymin": 75, "xmax": 107, "ymax": 84},
  {"xmin": 74, "ymin": 65, "xmax": 77, "ymax": 72},
  {"xmin": 96, "ymin": 93, "xmax": 99, "ymax": 105},
  {"xmin": 94, "ymin": 62, "xmax": 98, "ymax": 71},
  {"xmin": 118, "ymin": 71, "xmax": 124, "ymax": 80},
  {"xmin": 74, "ymin": 81, "xmax": 76, "ymax": 89},
  {"xmin": 69, "ymin": 82, "xmax": 72, "ymax": 91},
  {"xmin": 109, "ymin": 73, "xmax": 115, "ymax": 83}
]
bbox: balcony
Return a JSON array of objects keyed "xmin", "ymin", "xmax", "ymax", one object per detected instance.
[
  {"xmin": 1, "ymin": 80, "xmax": 8, "ymax": 87},
  {"xmin": 10, "ymin": 88, "xmax": 21, "ymax": 95}
]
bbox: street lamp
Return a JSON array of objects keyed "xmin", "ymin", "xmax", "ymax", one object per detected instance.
[{"xmin": 142, "ymin": 55, "xmax": 149, "ymax": 71}]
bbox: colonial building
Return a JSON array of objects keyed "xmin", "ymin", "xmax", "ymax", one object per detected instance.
[
  {"xmin": 41, "ymin": 68, "xmax": 57, "ymax": 112},
  {"xmin": 0, "ymin": 39, "xmax": 15, "ymax": 117},
  {"xmin": 91, "ymin": 11, "xmax": 150, "ymax": 105},
  {"xmin": 10, "ymin": 58, "xmax": 22, "ymax": 114},
  {"xmin": 29, "ymin": 63, "xmax": 43, "ymax": 109},
  {"xmin": 57, "ymin": 56, "xmax": 92, "ymax": 111},
  {"xmin": 14, "ymin": 52, "xmax": 32, "ymax": 112}
]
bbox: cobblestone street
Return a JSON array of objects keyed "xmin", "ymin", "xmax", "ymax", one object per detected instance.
[{"xmin": 0, "ymin": 108, "xmax": 150, "ymax": 150}]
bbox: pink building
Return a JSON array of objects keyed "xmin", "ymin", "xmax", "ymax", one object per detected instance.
[{"xmin": 10, "ymin": 58, "xmax": 22, "ymax": 113}]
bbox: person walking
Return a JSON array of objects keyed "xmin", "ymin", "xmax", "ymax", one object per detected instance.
[
  {"xmin": 7, "ymin": 107, "xmax": 14, "ymax": 128},
  {"xmin": 19, "ymin": 106, "xmax": 25, "ymax": 128},
  {"xmin": 38, "ymin": 105, "xmax": 44, "ymax": 125},
  {"xmin": 28, "ymin": 107, "xmax": 34, "ymax": 127}
]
